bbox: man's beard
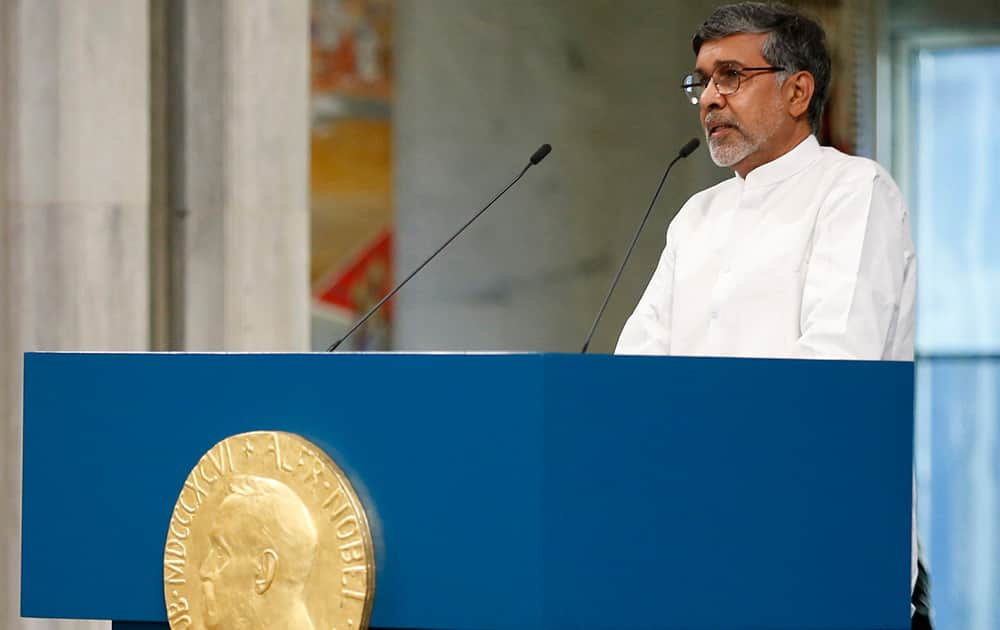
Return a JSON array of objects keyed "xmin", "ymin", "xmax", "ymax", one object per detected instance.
[
  {"xmin": 705, "ymin": 120, "xmax": 759, "ymax": 168},
  {"xmin": 703, "ymin": 97, "xmax": 785, "ymax": 169}
]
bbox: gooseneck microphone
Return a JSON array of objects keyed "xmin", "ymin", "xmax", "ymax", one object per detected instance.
[
  {"xmin": 327, "ymin": 144, "xmax": 553, "ymax": 352},
  {"xmin": 579, "ymin": 138, "xmax": 700, "ymax": 353}
]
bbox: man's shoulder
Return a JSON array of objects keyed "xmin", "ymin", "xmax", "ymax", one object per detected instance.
[
  {"xmin": 817, "ymin": 145, "xmax": 896, "ymax": 186},
  {"xmin": 816, "ymin": 145, "xmax": 907, "ymax": 206}
]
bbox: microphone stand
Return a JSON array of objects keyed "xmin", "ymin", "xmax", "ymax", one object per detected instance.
[{"xmin": 328, "ymin": 144, "xmax": 552, "ymax": 352}]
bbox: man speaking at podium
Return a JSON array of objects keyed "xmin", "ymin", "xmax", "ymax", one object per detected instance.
[{"xmin": 614, "ymin": 3, "xmax": 930, "ymax": 628}]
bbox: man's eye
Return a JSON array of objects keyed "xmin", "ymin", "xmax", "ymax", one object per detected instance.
[
  {"xmin": 721, "ymin": 68, "xmax": 742, "ymax": 79},
  {"xmin": 211, "ymin": 545, "xmax": 230, "ymax": 566},
  {"xmin": 210, "ymin": 541, "xmax": 228, "ymax": 559}
]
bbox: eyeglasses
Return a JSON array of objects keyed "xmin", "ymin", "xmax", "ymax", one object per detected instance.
[{"xmin": 681, "ymin": 63, "xmax": 786, "ymax": 105}]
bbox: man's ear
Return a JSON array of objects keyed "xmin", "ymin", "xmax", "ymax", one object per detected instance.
[
  {"xmin": 255, "ymin": 549, "xmax": 278, "ymax": 595},
  {"xmin": 785, "ymin": 70, "xmax": 815, "ymax": 120}
]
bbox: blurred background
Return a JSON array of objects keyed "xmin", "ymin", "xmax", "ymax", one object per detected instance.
[{"xmin": 1, "ymin": 0, "xmax": 998, "ymax": 628}]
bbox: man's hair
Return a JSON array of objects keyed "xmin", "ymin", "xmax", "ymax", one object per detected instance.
[
  {"xmin": 692, "ymin": 2, "xmax": 832, "ymax": 133},
  {"xmin": 221, "ymin": 475, "xmax": 319, "ymax": 586}
]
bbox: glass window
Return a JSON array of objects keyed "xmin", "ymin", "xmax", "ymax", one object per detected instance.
[
  {"xmin": 909, "ymin": 42, "xmax": 1000, "ymax": 630},
  {"xmin": 912, "ymin": 45, "xmax": 1000, "ymax": 353}
]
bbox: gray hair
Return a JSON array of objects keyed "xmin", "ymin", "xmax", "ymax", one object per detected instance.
[{"xmin": 692, "ymin": 2, "xmax": 832, "ymax": 133}]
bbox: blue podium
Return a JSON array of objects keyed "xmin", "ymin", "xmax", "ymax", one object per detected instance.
[{"xmin": 21, "ymin": 352, "xmax": 913, "ymax": 630}]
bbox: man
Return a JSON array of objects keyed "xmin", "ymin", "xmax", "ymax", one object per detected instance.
[
  {"xmin": 614, "ymin": 3, "xmax": 931, "ymax": 628},
  {"xmin": 199, "ymin": 475, "xmax": 319, "ymax": 630}
]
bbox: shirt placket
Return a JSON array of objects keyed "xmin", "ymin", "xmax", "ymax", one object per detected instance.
[
  {"xmin": 705, "ymin": 190, "xmax": 736, "ymax": 351},
  {"xmin": 707, "ymin": 184, "xmax": 764, "ymax": 353}
]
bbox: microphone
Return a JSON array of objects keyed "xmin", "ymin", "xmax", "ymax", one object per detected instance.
[
  {"xmin": 579, "ymin": 138, "xmax": 700, "ymax": 353},
  {"xmin": 327, "ymin": 144, "xmax": 553, "ymax": 352},
  {"xmin": 530, "ymin": 144, "xmax": 552, "ymax": 165},
  {"xmin": 678, "ymin": 137, "xmax": 700, "ymax": 158}
]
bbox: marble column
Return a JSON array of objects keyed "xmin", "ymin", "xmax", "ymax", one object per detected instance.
[
  {"xmin": 2, "ymin": 1, "xmax": 310, "ymax": 627},
  {"xmin": 171, "ymin": 0, "xmax": 310, "ymax": 352},
  {"xmin": 0, "ymin": 2, "xmax": 149, "ymax": 630}
]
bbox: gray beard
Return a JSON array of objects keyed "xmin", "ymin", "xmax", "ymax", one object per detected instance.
[
  {"xmin": 704, "ymin": 89, "xmax": 786, "ymax": 169},
  {"xmin": 706, "ymin": 129, "xmax": 757, "ymax": 168}
]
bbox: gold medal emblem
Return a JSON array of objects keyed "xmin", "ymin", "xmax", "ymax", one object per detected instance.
[{"xmin": 163, "ymin": 431, "xmax": 375, "ymax": 630}]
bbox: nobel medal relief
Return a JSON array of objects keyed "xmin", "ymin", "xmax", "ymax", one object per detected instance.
[{"xmin": 163, "ymin": 431, "xmax": 375, "ymax": 630}]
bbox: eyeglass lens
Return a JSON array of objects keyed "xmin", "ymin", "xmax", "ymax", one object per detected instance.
[{"xmin": 683, "ymin": 66, "xmax": 742, "ymax": 103}]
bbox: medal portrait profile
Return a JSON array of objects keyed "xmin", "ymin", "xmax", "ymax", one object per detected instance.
[{"xmin": 163, "ymin": 431, "xmax": 375, "ymax": 630}]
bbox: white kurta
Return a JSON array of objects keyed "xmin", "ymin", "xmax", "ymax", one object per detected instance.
[
  {"xmin": 616, "ymin": 134, "xmax": 919, "ymax": 602},
  {"xmin": 615, "ymin": 135, "xmax": 916, "ymax": 361}
]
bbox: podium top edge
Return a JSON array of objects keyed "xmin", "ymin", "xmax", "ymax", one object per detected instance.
[{"xmin": 21, "ymin": 351, "xmax": 914, "ymax": 366}]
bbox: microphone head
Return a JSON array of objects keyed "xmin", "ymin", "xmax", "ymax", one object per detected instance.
[
  {"xmin": 530, "ymin": 143, "xmax": 552, "ymax": 165},
  {"xmin": 678, "ymin": 138, "xmax": 701, "ymax": 158}
]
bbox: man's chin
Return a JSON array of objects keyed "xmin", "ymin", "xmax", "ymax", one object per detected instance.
[
  {"xmin": 201, "ymin": 584, "xmax": 219, "ymax": 628},
  {"xmin": 707, "ymin": 139, "xmax": 751, "ymax": 169},
  {"xmin": 203, "ymin": 608, "xmax": 218, "ymax": 629}
]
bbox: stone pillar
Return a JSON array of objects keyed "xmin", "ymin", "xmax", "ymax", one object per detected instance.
[
  {"xmin": 172, "ymin": 0, "xmax": 310, "ymax": 351},
  {"xmin": 394, "ymin": 0, "xmax": 726, "ymax": 352},
  {"xmin": 2, "ymin": 1, "xmax": 310, "ymax": 626},
  {"xmin": 0, "ymin": 2, "xmax": 149, "ymax": 629}
]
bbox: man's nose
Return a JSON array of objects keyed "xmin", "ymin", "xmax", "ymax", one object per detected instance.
[
  {"xmin": 700, "ymin": 78, "xmax": 726, "ymax": 113},
  {"xmin": 199, "ymin": 557, "xmax": 215, "ymax": 580}
]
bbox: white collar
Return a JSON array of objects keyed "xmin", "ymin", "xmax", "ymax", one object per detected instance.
[{"xmin": 737, "ymin": 135, "xmax": 823, "ymax": 189}]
